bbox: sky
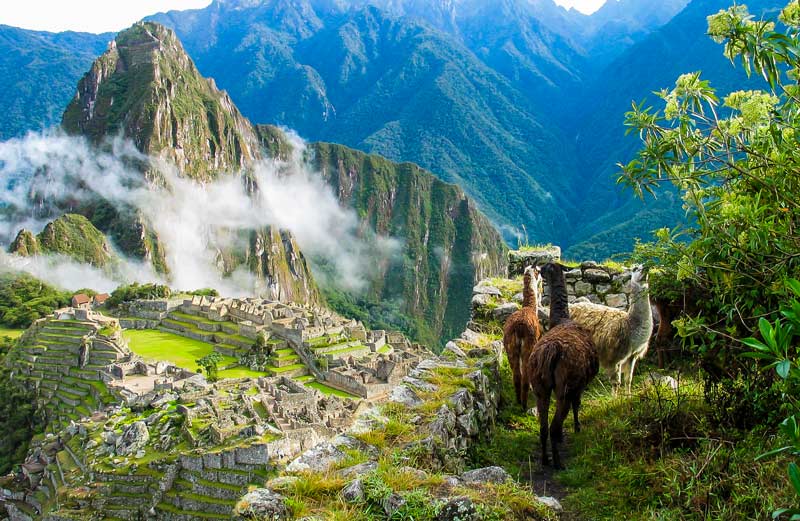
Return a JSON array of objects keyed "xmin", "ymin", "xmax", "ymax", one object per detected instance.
[
  {"xmin": 0, "ymin": 1, "xmax": 213, "ymax": 33},
  {"xmin": 0, "ymin": 0, "xmax": 605, "ymax": 33}
]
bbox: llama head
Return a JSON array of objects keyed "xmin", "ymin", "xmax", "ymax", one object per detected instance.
[
  {"xmin": 523, "ymin": 265, "xmax": 543, "ymax": 306},
  {"xmin": 631, "ymin": 264, "xmax": 650, "ymax": 291},
  {"xmin": 539, "ymin": 262, "xmax": 566, "ymax": 284}
]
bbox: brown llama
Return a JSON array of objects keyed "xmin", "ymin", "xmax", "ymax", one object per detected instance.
[
  {"xmin": 502, "ymin": 265, "xmax": 543, "ymax": 409},
  {"xmin": 527, "ymin": 262, "xmax": 599, "ymax": 468}
]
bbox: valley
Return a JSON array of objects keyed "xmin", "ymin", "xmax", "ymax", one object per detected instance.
[{"xmin": 1, "ymin": 1, "xmax": 799, "ymax": 519}]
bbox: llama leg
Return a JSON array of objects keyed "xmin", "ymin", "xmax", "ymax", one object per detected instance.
[
  {"xmin": 617, "ymin": 360, "xmax": 629, "ymax": 394},
  {"xmin": 550, "ymin": 398, "xmax": 571, "ymax": 469},
  {"xmin": 626, "ymin": 354, "xmax": 641, "ymax": 394},
  {"xmin": 510, "ymin": 357, "xmax": 522, "ymax": 406},
  {"xmin": 571, "ymin": 394, "xmax": 581, "ymax": 433},
  {"xmin": 537, "ymin": 392, "xmax": 551, "ymax": 466},
  {"xmin": 520, "ymin": 369, "xmax": 529, "ymax": 411}
]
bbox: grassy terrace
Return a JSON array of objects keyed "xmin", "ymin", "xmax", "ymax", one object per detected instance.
[
  {"xmin": 305, "ymin": 381, "xmax": 359, "ymax": 399},
  {"xmin": 123, "ymin": 329, "xmax": 266, "ymax": 378},
  {"xmin": 0, "ymin": 327, "xmax": 27, "ymax": 339}
]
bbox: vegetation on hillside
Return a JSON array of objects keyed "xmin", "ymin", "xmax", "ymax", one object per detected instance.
[
  {"xmin": 106, "ymin": 281, "xmax": 170, "ymax": 307},
  {"xmin": 0, "ymin": 273, "xmax": 71, "ymax": 328},
  {"xmin": 0, "ymin": 335, "xmax": 43, "ymax": 475}
]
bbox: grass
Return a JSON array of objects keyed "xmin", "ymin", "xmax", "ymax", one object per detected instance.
[
  {"xmin": 469, "ymin": 356, "xmax": 794, "ymax": 521},
  {"xmin": 0, "ymin": 327, "xmax": 24, "ymax": 339},
  {"xmin": 217, "ymin": 366, "xmax": 268, "ymax": 379},
  {"xmin": 305, "ymin": 381, "xmax": 359, "ymax": 399},
  {"xmin": 124, "ymin": 329, "xmax": 217, "ymax": 372}
]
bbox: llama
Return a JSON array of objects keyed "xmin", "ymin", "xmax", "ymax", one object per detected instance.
[
  {"xmin": 527, "ymin": 262, "xmax": 599, "ymax": 468},
  {"xmin": 502, "ymin": 265, "xmax": 543, "ymax": 409},
  {"xmin": 568, "ymin": 265, "xmax": 653, "ymax": 393}
]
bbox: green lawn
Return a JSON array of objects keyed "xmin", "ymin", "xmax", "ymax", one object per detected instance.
[
  {"xmin": 305, "ymin": 381, "xmax": 359, "ymax": 399},
  {"xmin": 217, "ymin": 366, "xmax": 268, "ymax": 379},
  {"xmin": 123, "ymin": 329, "xmax": 268, "ymax": 378},
  {"xmin": 0, "ymin": 327, "xmax": 24, "ymax": 339}
]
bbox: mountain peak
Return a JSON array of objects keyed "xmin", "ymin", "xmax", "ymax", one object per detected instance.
[{"xmin": 62, "ymin": 21, "xmax": 260, "ymax": 181}]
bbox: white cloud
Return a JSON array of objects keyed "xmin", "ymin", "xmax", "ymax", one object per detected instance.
[
  {"xmin": 0, "ymin": 130, "xmax": 399, "ymax": 296},
  {"xmin": 0, "ymin": 1, "xmax": 211, "ymax": 34}
]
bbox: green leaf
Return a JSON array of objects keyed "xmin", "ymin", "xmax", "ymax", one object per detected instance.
[
  {"xmin": 777, "ymin": 360, "xmax": 792, "ymax": 379},
  {"xmin": 756, "ymin": 445, "xmax": 793, "ymax": 460},
  {"xmin": 790, "ymin": 463, "xmax": 800, "ymax": 497},
  {"xmin": 742, "ymin": 337, "xmax": 770, "ymax": 351}
]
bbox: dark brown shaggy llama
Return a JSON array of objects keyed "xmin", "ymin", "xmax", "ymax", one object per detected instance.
[
  {"xmin": 527, "ymin": 262, "xmax": 599, "ymax": 468},
  {"xmin": 502, "ymin": 266, "xmax": 542, "ymax": 409}
]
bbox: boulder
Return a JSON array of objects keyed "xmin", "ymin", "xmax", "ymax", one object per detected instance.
[
  {"xmin": 402, "ymin": 376, "xmax": 438, "ymax": 393},
  {"xmin": 442, "ymin": 342, "xmax": 467, "ymax": 359},
  {"xmin": 115, "ymin": 421, "xmax": 149, "ymax": 456},
  {"xmin": 584, "ymin": 268, "xmax": 612, "ymax": 283},
  {"xmin": 472, "ymin": 284, "xmax": 502, "ymax": 296},
  {"xmin": 537, "ymin": 496, "xmax": 563, "ymax": 512},
  {"xmin": 460, "ymin": 329, "xmax": 482, "ymax": 346},
  {"xmin": 471, "ymin": 293, "xmax": 491, "ymax": 308},
  {"xmin": 338, "ymin": 461, "xmax": 378, "ymax": 478},
  {"xmin": 389, "ymin": 385, "xmax": 423, "ymax": 407},
  {"xmin": 235, "ymin": 488, "xmax": 289, "ymax": 520},
  {"xmin": 342, "ymin": 479, "xmax": 364, "ymax": 503},
  {"xmin": 492, "ymin": 303, "xmax": 519, "ymax": 321},
  {"xmin": 286, "ymin": 442, "xmax": 345, "ymax": 473},
  {"xmin": 605, "ymin": 293, "xmax": 628, "ymax": 309},
  {"xmin": 437, "ymin": 496, "xmax": 479, "ymax": 521},
  {"xmin": 460, "ymin": 466, "xmax": 511, "ymax": 484}
]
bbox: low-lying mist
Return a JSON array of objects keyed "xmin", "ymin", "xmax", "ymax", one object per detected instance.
[{"xmin": 0, "ymin": 130, "xmax": 400, "ymax": 297}]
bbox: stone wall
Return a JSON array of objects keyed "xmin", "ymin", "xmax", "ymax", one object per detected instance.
[{"xmin": 545, "ymin": 261, "xmax": 633, "ymax": 309}]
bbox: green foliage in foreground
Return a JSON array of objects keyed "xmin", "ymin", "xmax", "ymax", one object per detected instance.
[
  {"xmin": 621, "ymin": 3, "xmax": 800, "ymax": 512},
  {"xmin": 623, "ymin": 1, "xmax": 800, "ymax": 423},
  {"xmin": 472, "ymin": 358, "xmax": 792, "ymax": 520},
  {"xmin": 0, "ymin": 272, "xmax": 71, "ymax": 328}
]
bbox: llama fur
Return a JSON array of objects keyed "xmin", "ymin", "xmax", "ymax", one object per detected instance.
[
  {"xmin": 527, "ymin": 262, "xmax": 599, "ymax": 469},
  {"xmin": 502, "ymin": 265, "xmax": 542, "ymax": 409},
  {"xmin": 568, "ymin": 265, "xmax": 653, "ymax": 393}
]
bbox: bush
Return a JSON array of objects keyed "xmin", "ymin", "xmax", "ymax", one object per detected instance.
[{"xmin": 106, "ymin": 282, "xmax": 171, "ymax": 307}]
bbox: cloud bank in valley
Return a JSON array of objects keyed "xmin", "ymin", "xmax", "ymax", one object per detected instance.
[{"xmin": 0, "ymin": 130, "xmax": 399, "ymax": 296}]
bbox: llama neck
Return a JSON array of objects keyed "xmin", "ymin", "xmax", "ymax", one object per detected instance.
[
  {"xmin": 627, "ymin": 284, "xmax": 653, "ymax": 339},
  {"xmin": 522, "ymin": 272, "xmax": 538, "ymax": 309},
  {"xmin": 547, "ymin": 271, "xmax": 570, "ymax": 327}
]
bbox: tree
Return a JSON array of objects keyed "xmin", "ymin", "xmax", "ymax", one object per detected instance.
[
  {"xmin": 621, "ymin": 2, "xmax": 800, "ymax": 513},
  {"xmin": 196, "ymin": 353, "xmax": 223, "ymax": 382},
  {"xmin": 622, "ymin": 1, "xmax": 800, "ymax": 413}
]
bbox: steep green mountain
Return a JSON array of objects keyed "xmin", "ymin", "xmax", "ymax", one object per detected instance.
[
  {"xmin": 60, "ymin": 22, "xmax": 319, "ymax": 305},
  {"xmin": 8, "ymin": 214, "xmax": 114, "ymax": 267},
  {"xmin": 148, "ymin": 2, "xmax": 579, "ymax": 242},
  {"xmin": 0, "ymin": 25, "xmax": 112, "ymax": 140},
  {"xmin": 265, "ymin": 126, "xmax": 507, "ymax": 345},
  {"xmin": 564, "ymin": 0, "xmax": 785, "ymax": 259}
]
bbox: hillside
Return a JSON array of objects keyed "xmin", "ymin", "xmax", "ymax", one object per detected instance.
[
  {"xmin": 564, "ymin": 0, "xmax": 786, "ymax": 258},
  {"xmin": 8, "ymin": 214, "xmax": 114, "ymax": 267},
  {"xmin": 148, "ymin": 2, "xmax": 579, "ymax": 242},
  {"xmin": 0, "ymin": 25, "xmax": 111, "ymax": 140},
  {"xmin": 305, "ymin": 131, "xmax": 507, "ymax": 346}
]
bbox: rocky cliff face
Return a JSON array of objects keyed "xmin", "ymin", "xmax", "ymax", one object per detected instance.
[
  {"xmin": 58, "ymin": 22, "xmax": 318, "ymax": 304},
  {"xmin": 255, "ymin": 125, "xmax": 507, "ymax": 347}
]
